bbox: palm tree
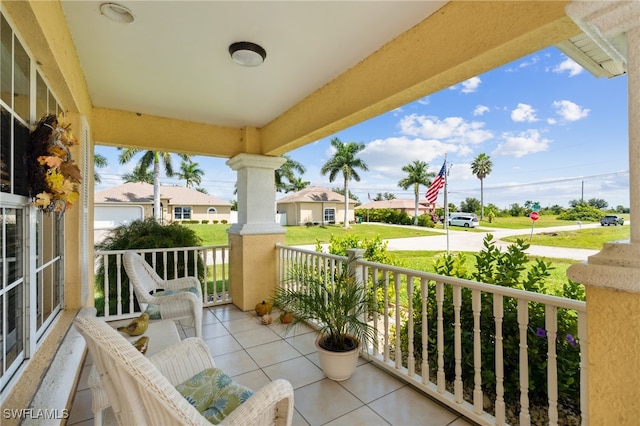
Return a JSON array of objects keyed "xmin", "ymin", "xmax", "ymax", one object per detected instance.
[
  {"xmin": 398, "ymin": 160, "xmax": 435, "ymax": 225},
  {"xmin": 275, "ymin": 155, "xmax": 306, "ymax": 193},
  {"xmin": 285, "ymin": 176, "xmax": 310, "ymax": 193},
  {"xmin": 94, "ymin": 153, "xmax": 108, "ymax": 184},
  {"xmin": 470, "ymin": 153, "xmax": 493, "ymax": 220},
  {"xmin": 320, "ymin": 137, "xmax": 368, "ymax": 228},
  {"xmin": 123, "ymin": 164, "xmax": 154, "ymax": 184},
  {"xmin": 177, "ymin": 161, "xmax": 204, "ymax": 188},
  {"xmin": 118, "ymin": 149, "xmax": 191, "ymax": 221}
]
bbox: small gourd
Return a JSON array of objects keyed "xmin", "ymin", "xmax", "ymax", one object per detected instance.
[
  {"xmin": 280, "ymin": 311, "xmax": 294, "ymax": 324},
  {"xmin": 255, "ymin": 300, "xmax": 272, "ymax": 316},
  {"xmin": 261, "ymin": 314, "xmax": 273, "ymax": 325}
]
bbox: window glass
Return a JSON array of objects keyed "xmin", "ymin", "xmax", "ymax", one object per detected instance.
[
  {"xmin": 13, "ymin": 117, "xmax": 28, "ymax": 196},
  {"xmin": 0, "ymin": 15, "xmax": 12, "ymax": 108},
  {"xmin": 36, "ymin": 72, "xmax": 47, "ymax": 120},
  {"xmin": 13, "ymin": 35, "xmax": 29, "ymax": 122},
  {"xmin": 0, "ymin": 107, "xmax": 9, "ymax": 193},
  {"xmin": 324, "ymin": 208, "xmax": 335, "ymax": 223}
]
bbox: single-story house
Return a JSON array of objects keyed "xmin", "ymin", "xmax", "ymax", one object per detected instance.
[
  {"xmin": 358, "ymin": 199, "xmax": 433, "ymax": 216},
  {"xmin": 276, "ymin": 186, "xmax": 356, "ymax": 226},
  {"xmin": 95, "ymin": 182, "xmax": 232, "ymax": 230}
]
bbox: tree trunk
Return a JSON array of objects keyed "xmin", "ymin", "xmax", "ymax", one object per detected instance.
[
  {"xmin": 153, "ymin": 155, "xmax": 161, "ymax": 222},
  {"xmin": 413, "ymin": 184, "xmax": 419, "ymax": 225},
  {"xmin": 480, "ymin": 178, "xmax": 484, "ymax": 220},
  {"xmin": 343, "ymin": 178, "xmax": 349, "ymax": 228}
]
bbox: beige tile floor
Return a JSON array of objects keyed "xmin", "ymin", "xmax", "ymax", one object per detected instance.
[{"xmin": 68, "ymin": 305, "xmax": 473, "ymax": 426}]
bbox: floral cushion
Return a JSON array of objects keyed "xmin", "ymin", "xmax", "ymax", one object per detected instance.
[
  {"xmin": 144, "ymin": 287, "xmax": 200, "ymax": 320},
  {"xmin": 176, "ymin": 368, "xmax": 254, "ymax": 424}
]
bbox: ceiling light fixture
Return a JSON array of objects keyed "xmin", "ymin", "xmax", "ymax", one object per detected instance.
[
  {"xmin": 100, "ymin": 3, "xmax": 135, "ymax": 24},
  {"xmin": 229, "ymin": 42, "xmax": 267, "ymax": 67}
]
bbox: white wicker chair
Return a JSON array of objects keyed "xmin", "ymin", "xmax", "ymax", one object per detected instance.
[
  {"xmin": 123, "ymin": 251, "xmax": 203, "ymax": 338},
  {"xmin": 74, "ymin": 311, "xmax": 294, "ymax": 426}
]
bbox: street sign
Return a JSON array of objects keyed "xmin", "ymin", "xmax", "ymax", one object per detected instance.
[
  {"xmin": 532, "ymin": 203, "xmax": 540, "ymax": 212},
  {"xmin": 530, "ymin": 211, "xmax": 539, "ymax": 221}
]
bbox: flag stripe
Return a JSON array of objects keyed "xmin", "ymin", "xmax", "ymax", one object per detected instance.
[{"xmin": 425, "ymin": 161, "xmax": 446, "ymax": 204}]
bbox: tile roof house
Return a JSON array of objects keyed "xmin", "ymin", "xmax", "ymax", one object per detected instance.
[
  {"xmin": 276, "ymin": 186, "xmax": 357, "ymax": 226},
  {"xmin": 95, "ymin": 182, "xmax": 232, "ymax": 228}
]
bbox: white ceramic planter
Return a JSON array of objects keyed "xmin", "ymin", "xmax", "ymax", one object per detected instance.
[{"xmin": 315, "ymin": 335, "xmax": 360, "ymax": 381}]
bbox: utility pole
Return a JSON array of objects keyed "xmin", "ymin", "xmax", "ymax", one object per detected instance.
[
  {"xmin": 581, "ymin": 180, "xmax": 584, "ymax": 203},
  {"xmin": 444, "ymin": 156, "xmax": 452, "ymax": 254}
]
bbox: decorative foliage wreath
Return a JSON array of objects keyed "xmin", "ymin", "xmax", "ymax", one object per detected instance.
[{"xmin": 28, "ymin": 114, "xmax": 82, "ymax": 214}]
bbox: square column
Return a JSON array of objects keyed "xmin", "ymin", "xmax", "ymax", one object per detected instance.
[
  {"xmin": 226, "ymin": 154, "xmax": 286, "ymax": 310},
  {"xmin": 566, "ymin": 2, "xmax": 640, "ymax": 424}
]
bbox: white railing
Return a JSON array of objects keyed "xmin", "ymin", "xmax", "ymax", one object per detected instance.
[
  {"xmin": 277, "ymin": 244, "xmax": 587, "ymax": 426},
  {"xmin": 94, "ymin": 245, "xmax": 231, "ymax": 320}
]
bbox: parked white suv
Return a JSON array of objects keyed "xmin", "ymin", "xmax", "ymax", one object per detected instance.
[{"xmin": 449, "ymin": 215, "xmax": 479, "ymax": 228}]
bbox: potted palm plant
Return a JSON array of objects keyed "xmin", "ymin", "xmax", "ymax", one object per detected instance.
[{"xmin": 271, "ymin": 255, "xmax": 376, "ymax": 381}]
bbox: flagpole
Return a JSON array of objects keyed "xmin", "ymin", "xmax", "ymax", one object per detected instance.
[{"xmin": 443, "ymin": 154, "xmax": 449, "ymax": 253}]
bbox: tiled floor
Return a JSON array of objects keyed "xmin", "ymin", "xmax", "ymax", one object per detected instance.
[{"xmin": 68, "ymin": 305, "xmax": 473, "ymax": 426}]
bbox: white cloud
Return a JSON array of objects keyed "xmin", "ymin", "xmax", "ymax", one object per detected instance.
[
  {"xmin": 417, "ymin": 97, "xmax": 429, "ymax": 105},
  {"xmin": 553, "ymin": 58, "xmax": 583, "ymax": 77},
  {"xmin": 492, "ymin": 129, "xmax": 551, "ymax": 158},
  {"xmin": 398, "ymin": 114, "xmax": 493, "ymax": 144},
  {"xmin": 511, "ymin": 103, "xmax": 538, "ymax": 122},
  {"xmin": 552, "ymin": 100, "xmax": 589, "ymax": 121},
  {"xmin": 473, "ymin": 105, "xmax": 490, "ymax": 116},
  {"xmin": 359, "ymin": 137, "xmax": 471, "ymax": 180},
  {"xmin": 461, "ymin": 76, "xmax": 481, "ymax": 93}
]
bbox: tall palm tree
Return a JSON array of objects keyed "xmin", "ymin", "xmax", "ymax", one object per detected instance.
[
  {"xmin": 275, "ymin": 155, "xmax": 306, "ymax": 193},
  {"xmin": 177, "ymin": 160, "xmax": 204, "ymax": 188},
  {"xmin": 123, "ymin": 164, "xmax": 154, "ymax": 184},
  {"xmin": 118, "ymin": 149, "xmax": 191, "ymax": 221},
  {"xmin": 398, "ymin": 160, "xmax": 435, "ymax": 225},
  {"xmin": 94, "ymin": 153, "xmax": 108, "ymax": 184},
  {"xmin": 470, "ymin": 153, "xmax": 493, "ymax": 220},
  {"xmin": 320, "ymin": 137, "xmax": 368, "ymax": 228}
]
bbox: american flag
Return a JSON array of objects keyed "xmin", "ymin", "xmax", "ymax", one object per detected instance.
[{"xmin": 425, "ymin": 161, "xmax": 446, "ymax": 204}]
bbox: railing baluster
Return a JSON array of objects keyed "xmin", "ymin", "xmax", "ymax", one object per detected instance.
[
  {"xmin": 494, "ymin": 294, "xmax": 505, "ymax": 425},
  {"xmin": 453, "ymin": 284, "xmax": 463, "ymax": 403},
  {"xmin": 518, "ymin": 299, "xmax": 531, "ymax": 426},
  {"xmin": 383, "ymin": 270, "xmax": 390, "ymax": 362},
  {"xmin": 421, "ymin": 278, "xmax": 429, "ymax": 385},
  {"xmin": 436, "ymin": 280, "xmax": 445, "ymax": 394},
  {"xmin": 472, "ymin": 289, "xmax": 483, "ymax": 414},
  {"xmin": 102, "ymin": 254, "xmax": 110, "ymax": 317},
  {"xmin": 407, "ymin": 275, "xmax": 415, "ymax": 374},
  {"xmin": 578, "ymin": 309, "xmax": 589, "ymax": 426},
  {"xmin": 116, "ymin": 254, "xmax": 123, "ymax": 316},
  {"xmin": 546, "ymin": 305, "xmax": 559, "ymax": 425},
  {"xmin": 394, "ymin": 272, "xmax": 402, "ymax": 369}
]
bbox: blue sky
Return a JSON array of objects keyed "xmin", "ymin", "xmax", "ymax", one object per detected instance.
[{"xmin": 95, "ymin": 46, "xmax": 630, "ymax": 210}]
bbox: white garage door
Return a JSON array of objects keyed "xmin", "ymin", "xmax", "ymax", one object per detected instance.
[{"xmin": 94, "ymin": 205, "xmax": 144, "ymax": 243}]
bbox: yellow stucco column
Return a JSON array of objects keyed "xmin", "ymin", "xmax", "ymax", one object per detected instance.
[
  {"xmin": 566, "ymin": 2, "xmax": 640, "ymax": 425},
  {"xmin": 226, "ymin": 154, "xmax": 286, "ymax": 311}
]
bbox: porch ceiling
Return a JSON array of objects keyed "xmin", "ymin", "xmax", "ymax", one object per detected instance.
[{"xmin": 57, "ymin": 1, "xmax": 580, "ymax": 157}]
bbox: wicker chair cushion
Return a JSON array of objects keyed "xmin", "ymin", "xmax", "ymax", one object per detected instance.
[
  {"xmin": 177, "ymin": 367, "xmax": 254, "ymax": 424},
  {"xmin": 145, "ymin": 287, "xmax": 200, "ymax": 319}
]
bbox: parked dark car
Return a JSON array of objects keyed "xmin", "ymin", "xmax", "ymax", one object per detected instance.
[{"xmin": 600, "ymin": 215, "xmax": 624, "ymax": 226}]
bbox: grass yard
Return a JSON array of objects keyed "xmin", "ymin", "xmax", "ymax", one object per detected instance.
[
  {"xmin": 391, "ymin": 250, "xmax": 577, "ymax": 296},
  {"xmin": 502, "ymin": 224, "xmax": 630, "ymax": 249},
  {"xmin": 186, "ymin": 223, "xmax": 440, "ymax": 246},
  {"xmin": 477, "ymin": 215, "xmax": 589, "ymax": 229}
]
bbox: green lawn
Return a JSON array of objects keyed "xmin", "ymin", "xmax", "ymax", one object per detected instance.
[
  {"xmin": 477, "ymin": 215, "xmax": 591, "ymax": 229},
  {"xmin": 391, "ymin": 250, "xmax": 577, "ymax": 297},
  {"xmin": 502, "ymin": 224, "xmax": 630, "ymax": 249},
  {"xmin": 186, "ymin": 223, "xmax": 440, "ymax": 246}
]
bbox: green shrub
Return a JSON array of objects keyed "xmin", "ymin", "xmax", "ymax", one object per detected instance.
[
  {"xmin": 400, "ymin": 234, "xmax": 583, "ymax": 410},
  {"xmin": 201, "ymin": 220, "xmax": 209, "ymax": 224},
  {"xmin": 221, "ymin": 219, "xmax": 228, "ymax": 224},
  {"xmin": 213, "ymin": 220, "xmax": 219, "ymax": 224},
  {"xmin": 416, "ymin": 213, "xmax": 435, "ymax": 227},
  {"xmin": 94, "ymin": 218, "xmax": 204, "ymax": 316},
  {"xmin": 557, "ymin": 204, "xmax": 604, "ymax": 222}
]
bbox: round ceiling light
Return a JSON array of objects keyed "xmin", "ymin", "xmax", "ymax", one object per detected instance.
[
  {"xmin": 100, "ymin": 3, "xmax": 135, "ymax": 24},
  {"xmin": 229, "ymin": 42, "xmax": 267, "ymax": 67}
]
